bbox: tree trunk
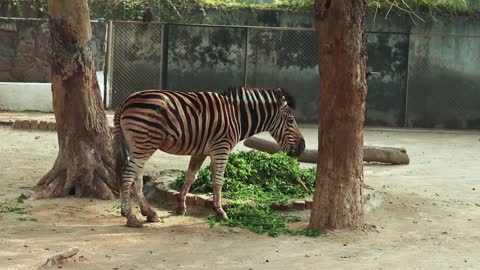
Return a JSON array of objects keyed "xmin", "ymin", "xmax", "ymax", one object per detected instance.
[
  {"xmin": 34, "ymin": 0, "xmax": 118, "ymax": 199},
  {"xmin": 309, "ymin": 0, "xmax": 367, "ymax": 230}
]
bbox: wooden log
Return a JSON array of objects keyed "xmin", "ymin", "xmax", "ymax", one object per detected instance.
[{"xmin": 244, "ymin": 137, "xmax": 409, "ymax": 165}]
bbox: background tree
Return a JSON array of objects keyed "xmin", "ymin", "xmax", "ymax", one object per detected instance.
[
  {"xmin": 309, "ymin": 0, "xmax": 368, "ymax": 230},
  {"xmin": 34, "ymin": 0, "xmax": 118, "ymax": 199}
]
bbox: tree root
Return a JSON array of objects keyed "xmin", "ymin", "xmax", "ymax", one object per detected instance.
[{"xmin": 34, "ymin": 151, "xmax": 118, "ymax": 200}]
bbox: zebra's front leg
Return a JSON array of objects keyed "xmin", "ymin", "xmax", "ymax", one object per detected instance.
[
  {"xmin": 210, "ymin": 153, "xmax": 229, "ymax": 220},
  {"xmin": 176, "ymin": 155, "xmax": 207, "ymax": 215}
]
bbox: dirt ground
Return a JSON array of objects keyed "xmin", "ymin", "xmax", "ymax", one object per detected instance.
[{"xmin": 0, "ymin": 121, "xmax": 479, "ymax": 270}]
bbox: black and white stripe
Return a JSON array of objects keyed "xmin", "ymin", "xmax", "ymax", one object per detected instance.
[{"xmin": 113, "ymin": 86, "xmax": 305, "ymax": 226}]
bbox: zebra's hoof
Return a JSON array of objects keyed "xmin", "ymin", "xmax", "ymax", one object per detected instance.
[
  {"xmin": 147, "ymin": 213, "xmax": 160, "ymax": 223},
  {"xmin": 126, "ymin": 216, "xmax": 143, "ymax": 228}
]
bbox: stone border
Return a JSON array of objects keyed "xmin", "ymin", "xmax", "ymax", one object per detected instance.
[
  {"xmin": 144, "ymin": 181, "xmax": 313, "ymax": 211},
  {"xmin": 10, "ymin": 119, "xmax": 57, "ymax": 131},
  {"xmin": 144, "ymin": 181, "xmax": 382, "ymax": 213}
]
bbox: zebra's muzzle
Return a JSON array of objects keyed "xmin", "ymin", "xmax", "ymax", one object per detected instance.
[{"xmin": 287, "ymin": 139, "xmax": 305, "ymax": 157}]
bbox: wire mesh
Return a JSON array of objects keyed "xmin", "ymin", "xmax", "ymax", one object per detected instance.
[
  {"xmin": 246, "ymin": 28, "xmax": 319, "ymax": 123},
  {"xmin": 406, "ymin": 34, "xmax": 480, "ymax": 129},
  {"xmin": 365, "ymin": 32, "xmax": 410, "ymax": 127},
  {"xmin": 110, "ymin": 22, "xmax": 163, "ymax": 109},
  {"xmin": 166, "ymin": 24, "xmax": 247, "ymax": 92},
  {"xmin": 107, "ymin": 21, "xmax": 480, "ymax": 129}
]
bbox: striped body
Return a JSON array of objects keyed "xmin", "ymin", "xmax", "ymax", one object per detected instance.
[{"xmin": 114, "ymin": 87, "xmax": 305, "ymax": 226}]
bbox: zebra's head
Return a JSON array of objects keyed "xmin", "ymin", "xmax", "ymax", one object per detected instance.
[{"xmin": 269, "ymin": 88, "xmax": 305, "ymax": 158}]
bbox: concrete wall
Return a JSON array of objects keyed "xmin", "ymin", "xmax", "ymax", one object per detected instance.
[
  {"xmin": 0, "ymin": 17, "xmax": 107, "ymax": 82},
  {"xmin": 0, "ymin": 71, "xmax": 105, "ymax": 112},
  {"xmin": 0, "ymin": 17, "xmax": 108, "ymax": 111},
  {"xmin": 2, "ymin": 12, "xmax": 480, "ymax": 129},
  {"xmin": 406, "ymin": 17, "xmax": 480, "ymax": 129}
]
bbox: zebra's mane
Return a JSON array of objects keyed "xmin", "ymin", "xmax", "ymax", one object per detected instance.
[{"xmin": 222, "ymin": 86, "xmax": 296, "ymax": 110}]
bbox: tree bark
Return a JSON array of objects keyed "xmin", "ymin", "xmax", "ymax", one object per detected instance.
[
  {"xmin": 34, "ymin": 0, "xmax": 118, "ymax": 199},
  {"xmin": 309, "ymin": 0, "xmax": 367, "ymax": 230}
]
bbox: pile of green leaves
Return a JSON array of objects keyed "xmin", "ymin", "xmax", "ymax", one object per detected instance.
[
  {"xmin": 170, "ymin": 150, "xmax": 321, "ymax": 237},
  {"xmin": 170, "ymin": 150, "xmax": 316, "ymax": 204}
]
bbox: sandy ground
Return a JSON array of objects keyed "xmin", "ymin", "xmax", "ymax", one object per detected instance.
[{"xmin": 0, "ymin": 120, "xmax": 479, "ymax": 270}]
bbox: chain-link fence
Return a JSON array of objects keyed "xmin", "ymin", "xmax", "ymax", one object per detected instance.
[
  {"xmin": 110, "ymin": 21, "xmax": 163, "ymax": 108},
  {"xmin": 107, "ymin": 22, "xmax": 480, "ymax": 129},
  {"xmin": 166, "ymin": 24, "xmax": 247, "ymax": 92}
]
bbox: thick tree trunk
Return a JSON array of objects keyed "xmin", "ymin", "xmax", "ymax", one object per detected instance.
[
  {"xmin": 34, "ymin": 0, "xmax": 118, "ymax": 199},
  {"xmin": 309, "ymin": 0, "xmax": 367, "ymax": 230}
]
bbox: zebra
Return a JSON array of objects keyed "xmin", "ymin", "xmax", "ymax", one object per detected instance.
[{"xmin": 113, "ymin": 86, "xmax": 305, "ymax": 227}]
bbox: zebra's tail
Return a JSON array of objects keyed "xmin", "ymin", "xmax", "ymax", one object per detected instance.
[{"xmin": 113, "ymin": 109, "xmax": 128, "ymax": 185}]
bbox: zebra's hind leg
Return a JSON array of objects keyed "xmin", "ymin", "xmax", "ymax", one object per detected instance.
[
  {"xmin": 176, "ymin": 155, "xmax": 207, "ymax": 215},
  {"xmin": 210, "ymin": 152, "xmax": 229, "ymax": 220},
  {"xmin": 121, "ymin": 158, "xmax": 147, "ymax": 228},
  {"xmin": 133, "ymin": 176, "xmax": 159, "ymax": 223}
]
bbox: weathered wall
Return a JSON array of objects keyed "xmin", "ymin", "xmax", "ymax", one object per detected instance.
[
  {"xmin": 166, "ymin": 24, "xmax": 246, "ymax": 93},
  {"xmin": 110, "ymin": 22, "xmax": 163, "ymax": 108},
  {"xmin": 407, "ymin": 17, "xmax": 480, "ymax": 129},
  {"xmin": 0, "ymin": 17, "xmax": 107, "ymax": 82},
  {"xmin": 2, "ymin": 12, "xmax": 480, "ymax": 129}
]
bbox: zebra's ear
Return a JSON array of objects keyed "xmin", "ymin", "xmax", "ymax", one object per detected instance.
[{"xmin": 273, "ymin": 88, "xmax": 284, "ymax": 105}]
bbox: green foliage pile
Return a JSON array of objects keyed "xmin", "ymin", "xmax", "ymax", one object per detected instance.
[
  {"xmin": 170, "ymin": 150, "xmax": 321, "ymax": 237},
  {"xmin": 170, "ymin": 150, "xmax": 316, "ymax": 205}
]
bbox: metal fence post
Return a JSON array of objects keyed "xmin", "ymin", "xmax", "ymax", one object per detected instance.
[
  {"xmin": 243, "ymin": 27, "xmax": 250, "ymax": 87},
  {"xmin": 159, "ymin": 23, "xmax": 165, "ymax": 89},
  {"xmin": 105, "ymin": 20, "xmax": 114, "ymax": 109},
  {"xmin": 161, "ymin": 24, "xmax": 169, "ymax": 89},
  {"xmin": 403, "ymin": 32, "xmax": 411, "ymax": 128}
]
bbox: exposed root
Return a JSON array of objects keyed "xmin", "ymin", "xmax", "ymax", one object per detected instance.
[{"xmin": 34, "ymin": 152, "xmax": 118, "ymax": 200}]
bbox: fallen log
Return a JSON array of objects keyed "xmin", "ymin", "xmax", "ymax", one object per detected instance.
[{"xmin": 244, "ymin": 137, "xmax": 409, "ymax": 165}]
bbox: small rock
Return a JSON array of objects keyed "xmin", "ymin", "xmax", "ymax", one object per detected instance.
[
  {"xmin": 24, "ymin": 245, "xmax": 28, "ymax": 247},
  {"xmin": 305, "ymin": 254, "xmax": 310, "ymax": 257},
  {"xmin": 343, "ymin": 244, "xmax": 347, "ymax": 246},
  {"xmin": 34, "ymin": 136, "xmax": 40, "ymax": 139},
  {"xmin": 90, "ymin": 228, "xmax": 95, "ymax": 231},
  {"xmin": 473, "ymin": 188, "xmax": 476, "ymax": 191},
  {"xmin": 265, "ymin": 259, "xmax": 269, "ymax": 263},
  {"xmin": 441, "ymin": 232, "xmax": 448, "ymax": 235},
  {"xmin": 435, "ymin": 193, "xmax": 439, "ymax": 196}
]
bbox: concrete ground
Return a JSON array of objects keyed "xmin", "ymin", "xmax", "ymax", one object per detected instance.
[{"xmin": 0, "ymin": 111, "xmax": 479, "ymax": 270}]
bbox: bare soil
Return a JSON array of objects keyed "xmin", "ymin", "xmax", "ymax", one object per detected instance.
[{"xmin": 0, "ymin": 124, "xmax": 479, "ymax": 270}]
